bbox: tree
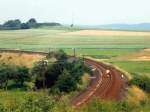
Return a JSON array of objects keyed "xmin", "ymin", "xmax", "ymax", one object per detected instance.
[
  {"xmin": 28, "ymin": 18, "xmax": 37, "ymax": 24},
  {"xmin": 45, "ymin": 62, "xmax": 64, "ymax": 88},
  {"xmin": 46, "ymin": 50, "xmax": 67, "ymax": 61},
  {"xmin": 32, "ymin": 60, "xmax": 48, "ymax": 89},
  {"xmin": 0, "ymin": 65, "xmax": 17, "ymax": 90},
  {"xmin": 65, "ymin": 60, "xmax": 84, "ymax": 84},
  {"xmin": 15, "ymin": 66, "xmax": 30, "ymax": 86},
  {"xmin": 32, "ymin": 50, "xmax": 84, "ymax": 93},
  {"xmin": 27, "ymin": 18, "xmax": 37, "ymax": 28},
  {"xmin": 3, "ymin": 19, "xmax": 21, "ymax": 29},
  {"xmin": 130, "ymin": 75, "xmax": 150, "ymax": 93},
  {"xmin": 55, "ymin": 50, "xmax": 67, "ymax": 61},
  {"xmin": 21, "ymin": 23, "xmax": 30, "ymax": 29},
  {"xmin": 54, "ymin": 69, "xmax": 76, "ymax": 92}
]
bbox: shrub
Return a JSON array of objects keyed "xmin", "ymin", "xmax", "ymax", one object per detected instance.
[
  {"xmin": 18, "ymin": 95, "xmax": 55, "ymax": 112},
  {"xmin": 129, "ymin": 75, "xmax": 150, "ymax": 93},
  {"xmin": 0, "ymin": 104, "xmax": 5, "ymax": 112},
  {"xmin": 54, "ymin": 69, "xmax": 77, "ymax": 92},
  {"xmin": 15, "ymin": 66, "xmax": 30, "ymax": 86},
  {"xmin": 0, "ymin": 64, "xmax": 17, "ymax": 90}
]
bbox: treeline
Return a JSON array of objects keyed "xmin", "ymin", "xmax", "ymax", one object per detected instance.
[
  {"xmin": 0, "ymin": 50, "xmax": 86, "ymax": 93},
  {"xmin": 0, "ymin": 18, "xmax": 61, "ymax": 30}
]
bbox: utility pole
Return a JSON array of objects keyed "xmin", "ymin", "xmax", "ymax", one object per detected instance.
[
  {"xmin": 73, "ymin": 48, "xmax": 76, "ymax": 57},
  {"xmin": 82, "ymin": 54, "xmax": 85, "ymax": 65},
  {"xmin": 48, "ymin": 48, "xmax": 51, "ymax": 53},
  {"xmin": 71, "ymin": 12, "xmax": 74, "ymax": 27}
]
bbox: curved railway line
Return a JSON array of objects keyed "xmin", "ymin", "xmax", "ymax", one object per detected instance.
[
  {"xmin": 72, "ymin": 59, "xmax": 128, "ymax": 107},
  {"xmin": 0, "ymin": 49, "xmax": 128, "ymax": 108}
]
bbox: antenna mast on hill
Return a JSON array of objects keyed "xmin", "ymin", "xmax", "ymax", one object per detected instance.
[{"xmin": 71, "ymin": 12, "xmax": 74, "ymax": 27}]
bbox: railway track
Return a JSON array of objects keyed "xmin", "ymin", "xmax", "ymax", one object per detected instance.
[{"xmin": 71, "ymin": 58, "xmax": 128, "ymax": 107}]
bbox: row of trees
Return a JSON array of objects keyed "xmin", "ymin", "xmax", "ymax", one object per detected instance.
[
  {"xmin": 0, "ymin": 18, "xmax": 61, "ymax": 30},
  {"xmin": 0, "ymin": 50, "xmax": 85, "ymax": 93},
  {"xmin": 0, "ymin": 18, "xmax": 37, "ymax": 30}
]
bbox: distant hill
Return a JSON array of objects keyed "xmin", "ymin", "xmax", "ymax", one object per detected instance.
[{"xmin": 97, "ymin": 23, "xmax": 150, "ymax": 31}]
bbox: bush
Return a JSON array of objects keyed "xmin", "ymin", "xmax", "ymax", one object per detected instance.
[
  {"xmin": 54, "ymin": 69, "xmax": 77, "ymax": 92},
  {"xmin": 0, "ymin": 93, "xmax": 56, "ymax": 112},
  {"xmin": 129, "ymin": 75, "xmax": 150, "ymax": 93},
  {"xmin": 21, "ymin": 23, "xmax": 30, "ymax": 29},
  {"xmin": 0, "ymin": 104, "xmax": 5, "ymax": 112},
  {"xmin": 18, "ymin": 95, "xmax": 55, "ymax": 112},
  {"xmin": 15, "ymin": 66, "xmax": 30, "ymax": 86},
  {"xmin": 0, "ymin": 91, "xmax": 149, "ymax": 112},
  {"xmin": 0, "ymin": 64, "xmax": 31, "ymax": 90},
  {"xmin": 0, "ymin": 64, "xmax": 17, "ymax": 90}
]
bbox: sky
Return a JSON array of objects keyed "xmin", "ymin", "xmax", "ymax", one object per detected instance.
[{"xmin": 0, "ymin": 0, "xmax": 149, "ymax": 25}]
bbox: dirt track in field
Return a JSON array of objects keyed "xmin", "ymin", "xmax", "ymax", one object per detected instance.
[
  {"xmin": 63, "ymin": 30, "xmax": 150, "ymax": 36},
  {"xmin": 71, "ymin": 58, "xmax": 128, "ymax": 107}
]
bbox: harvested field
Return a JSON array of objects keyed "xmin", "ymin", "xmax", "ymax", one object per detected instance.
[
  {"xmin": 0, "ymin": 52, "xmax": 45, "ymax": 67},
  {"xmin": 116, "ymin": 49, "xmax": 150, "ymax": 61},
  {"xmin": 63, "ymin": 30, "xmax": 150, "ymax": 36},
  {"xmin": 144, "ymin": 48, "xmax": 150, "ymax": 52}
]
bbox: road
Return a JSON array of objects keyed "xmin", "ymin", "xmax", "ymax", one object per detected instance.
[{"xmin": 71, "ymin": 58, "xmax": 128, "ymax": 107}]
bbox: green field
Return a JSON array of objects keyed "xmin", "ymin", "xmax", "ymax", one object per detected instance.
[
  {"xmin": 108, "ymin": 60, "xmax": 150, "ymax": 77},
  {"xmin": 0, "ymin": 28, "xmax": 150, "ymax": 50},
  {"xmin": 1, "ymin": 28, "xmax": 150, "ymax": 59}
]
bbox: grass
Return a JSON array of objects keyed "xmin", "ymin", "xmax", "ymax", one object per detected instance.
[
  {"xmin": 0, "ymin": 88, "xmax": 149, "ymax": 112},
  {"xmin": 0, "ymin": 91, "xmax": 46, "ymax": 104},
  {"xmin": 108, "ymin": 60, "xmax": 150, "ymax": 77}
]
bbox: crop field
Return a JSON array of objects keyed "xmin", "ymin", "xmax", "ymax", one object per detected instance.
[
  {"xmin": 0, "ymin": 29, "xmax": 150, "ymax": 50},
  {"xmin": 0, "ymin": 28, "xmax": 150, "ymax": 76},
  {"xmin": 0, "ymin": 28, "xmax": 150, "ymax": 58},
  {"xmin": 0, "ymin": 28, "xmax": 150, "ymax": 74}
]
